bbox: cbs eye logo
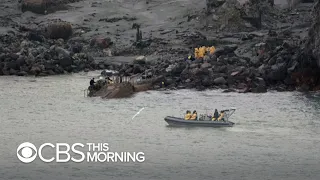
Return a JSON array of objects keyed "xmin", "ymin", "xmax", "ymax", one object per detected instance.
[{"xmin": 17, "ymin": 142, "xmax": 37, "ymax": 163}]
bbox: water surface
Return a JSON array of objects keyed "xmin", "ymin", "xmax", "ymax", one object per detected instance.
[{"xmin": 0, "ymin": 72, "xmax": 320, "ymax": 180}]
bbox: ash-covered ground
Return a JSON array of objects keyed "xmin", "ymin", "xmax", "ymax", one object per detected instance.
[{"xmin": 0, "ymin": 0, "xmax": 319, "ymax": 92}]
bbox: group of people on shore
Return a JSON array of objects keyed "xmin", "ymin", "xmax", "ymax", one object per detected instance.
[
  {"xmin": 185, "ymin": 46, "xmax": 216, "ymax": 61},
  {"xmin": 184, "ymin": 109, "xmax": 225, "ymax": 121}
]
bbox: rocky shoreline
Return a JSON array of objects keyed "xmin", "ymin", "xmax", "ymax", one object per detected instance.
[{"xmin": 0, "ymin": 0, "xmax": 320, "ymax": 93}]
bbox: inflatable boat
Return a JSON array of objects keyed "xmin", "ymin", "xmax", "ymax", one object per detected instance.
[{"xmin": 164, "ymin": 108, "xmax": 236, "ymax": 127}]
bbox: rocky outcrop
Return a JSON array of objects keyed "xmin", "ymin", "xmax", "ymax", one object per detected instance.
[
  {"xmin": 305, "ymin": 0, "xmax": 320, "ymax": 68},
  {"xmin": 0, "ymin": 29, "xmax": 103, "ymax": 76}
]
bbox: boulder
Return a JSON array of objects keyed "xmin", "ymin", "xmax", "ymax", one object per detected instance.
[
  {"xmin": 54, "ymin": 47, "xmax": 73, "ymax": 67},
  {"xmin": 21, "ymin": 0, "xmax": 47, "ymax": 14},
  {"xmin": 90, "ymin": 37, "xmax": 113, "ymax": 49},
  {"xmin": 55, "ymin": 46, "xmax": 70, "ymax": 58},
  {"xmin": 171, "ymin": 63, "xmax": 186, "ymax": 75},
  {"xmin": 267, "ymin": 63, "xmax": 288, "ymax": 81},
  {"xmin": 214, "ymin": 45, "xmax": 238, "ymax": 57},
  {"xmin": 17, "ymin": 71, "xmax": 28, "ymax": 76},
  {"xmin": 9, "ymin": 69, "xmax": 18, "ymax": 75},
  {"xmin": 71, "ymin": 43, "xmax": 83, "ymax": 53},
  {"xmin": 287, "ymin": 60, "xmax": 298, "ymax": 73},
  {"xmin": 46, "ymin": 22, "xmax": 73, "ymax": 40},
  {"xmin": 214, "ymin": 77, "xmax": 227, "ymax": 85},
  {"xmin": 200, "ymin": 62, "xmax": 212, "ymax": 69},
  {"xmin": 30, "ymin": 65, "xmax": 42, "ymax": 75},
  {"xmin": 180, "ymin": 68, "xmax": 189, "ymax": 79},
  {"xmin": 190, "ymin": 68, "xmax": 200, "ymax": 75},
  {"xmin": 190, "ymin": 64, "xmax": 198, "ymax": 69},
  {"xmin": 202, "ymin": 77, "xmax": 214, "ymax": 87},
  {"xmin": 133, "ymin": 64, "xmax": 143, "ymax": 74},
  {"xmin": 28, "ymin": 31, "xmax": 44, "ymax": 42},
  {"xmin": 203, "ymin": 55, "xmax": 210, "ymax": 62},
  {"xmin": 134, "ymin": 56, "xmax": 146, "ymax": 64},
  {"xmin": 251, "ymin": 85, "xmax": 267, "ymax": 93},
  {"xmin": 206, "ymin": 0, "xmax": 226, "ymax": 9}
]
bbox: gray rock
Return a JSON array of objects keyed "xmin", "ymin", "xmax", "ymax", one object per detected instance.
[
  {"xmin": 46, "ymin": 22, "xmax": 73, "ymax": 40},
  {"xmin": 250, "ymin": 57, "xmax": 260, "ymax": 65},
  {"xmin": 258, "ymin": 64, "xmax": 266, "ymax": 75},
  {"xmin": 202, "ymin": 77, "xmax": 214, "ymax": 87},
  {"xmin": 214, "ymin": 77, "xmax": 227, "ymax": 85},
  {"xmin": 9, "ymin": 69, "xmax": 17, "ymax": 75},
  {"xmin": 17, "ymin": 71, "xmax": 27, "ymax": 76},
  {"xmin": 276, "ymin": 57, "xmax": 285, "ymax": 64},
  {"xmin": 134, "ymin": 56, "xmax": 146, "ymax": 64},
  {"xmin": 254, "ymin": 77, "xmax": 266, "ymax": 87},
  {"xmin": 133, "ymin": 64, "xmax": 143, "ymax": 74},
  {"xmin": 98, "ymin": 64, "xmax": 105, "ymax": 69},
  {"xmin": 212, "ymin": 14, "xmax": 219, "ymax": 21},
  {"xmin": 26, "ymin": 54, "xmax": 35, "ymax": 65},
  {"xmin": 55, "ymin": 47, "xmax": 70, "ymax": 59},
  {"xmin": 203, "ymin": 55, "xmax": 210, "ymax": 62},
  {"xmin": 251, "ymin": 85, "xmax": 267, "ymax": 93},
  {"xmin": 287, "ymin": 60, "xmax": 298, "ymax": 73},
  {"xmin": 214, "ymin": 44, "xmax": 237, "ymax": 57},
  {"xmin": 267, "ymin": 63, "xmax": 288, "ymax": 81},
  {"xmin": 30, "ymin": 65, "xmax": 42, "ymax": 75},
  {"xmin": 21, "ymin": 0, "xmax": 47, "ymax": 14},
  {"xmin": 190, "ymin": 64, "xmax": 198, "ymax": 69},
  {"xmin": 245, "ymin": 23, "xmax": 253, "ymax": 28},
  {"xmin": 201, "ymin": 62, "xmax": 212, "ymax": 69},
  {"xmin": 190, "ymin": 68, "xmax": 200, "ymax": 75}
]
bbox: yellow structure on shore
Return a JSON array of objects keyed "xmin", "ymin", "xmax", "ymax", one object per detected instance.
[{"xmin": 194, "ymin": 46, "xmax": 216, "ymax": 59}]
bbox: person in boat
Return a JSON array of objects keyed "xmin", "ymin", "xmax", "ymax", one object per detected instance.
[
  {"xmin": 190, "ymin": 110, "xmax": 198, "ymax": 120},
  {"xmin": 218, "ymin": 110, "xmax": 225, "ymax": 121},
  {"xmin": 212, "ymin": 109, "xmax": 219, "ymax": 121},
  {"xmin": 184, "ymin": 110, "xmax": 192, "ymax": 120},
  {"xmin": 106, "ymin": 77, "xmax": 113, "ymax": 84}
]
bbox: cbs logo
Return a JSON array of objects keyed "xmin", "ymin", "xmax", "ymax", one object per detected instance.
[{"xmin": 16, "ymin": 142, "xmax": 37, "ymax": 163}]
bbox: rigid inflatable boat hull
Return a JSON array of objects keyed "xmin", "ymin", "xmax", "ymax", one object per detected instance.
[{"xmin": 164, "ymin": 116, "xmax": 234, "ymax": 127}]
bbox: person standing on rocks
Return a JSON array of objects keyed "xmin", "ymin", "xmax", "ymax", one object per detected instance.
[
  {"xmin": 187, "ymin": 55, "xmax": 195, "ymax": 61},
  {"xmin": 90, "ymin": 78, "xmax": 95, "ymax": 86}
]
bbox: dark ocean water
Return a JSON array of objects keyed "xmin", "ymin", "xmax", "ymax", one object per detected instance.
[{"xmin": 1, "ymin": 72, "xmax": 320, "ymax": 180}]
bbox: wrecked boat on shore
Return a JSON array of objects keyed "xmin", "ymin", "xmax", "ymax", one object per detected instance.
[{"xmin": 85, "ymin": 70, "xmax": 165, "ymax": 99}]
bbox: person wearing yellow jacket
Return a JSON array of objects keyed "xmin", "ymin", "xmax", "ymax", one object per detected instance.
[
  {"xmin": 212, "ymin": 109, "xmax": 219, "ymax": 121},
  {"xmin": 218, "ymin": 111, "xmax": 225, "ymax": 121},
  {"xmin": 190, "ymin": 110, "xmax": 198, "ymax": 120},
  {"xmin": 206, "ymin": 47, "xmax": 210, "ymax": 54},
  {"xmin": 184, "ymin": 110, "xmax": 192, "ymax": 120},
  {"xmin": 209, "ymin": 46, "xmax": 216, "ymax": 55},
  {"xmin": 198, "ymin": 46, "xmax": 206, "ymax": 59},
  {"xmin": 194, "ymin": 48, "xmax": 199, "ymax": 59}
]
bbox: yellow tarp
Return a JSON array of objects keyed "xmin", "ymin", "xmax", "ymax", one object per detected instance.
[{"xmin": 194, "ymin": 46, "xmax": 216, "ymax": 59}]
